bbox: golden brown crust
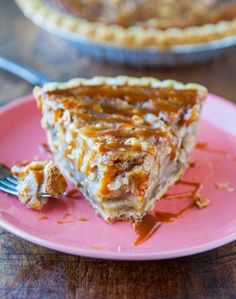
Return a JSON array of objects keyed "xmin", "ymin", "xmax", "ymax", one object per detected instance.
[
  {"xmin": 16, "ymin": 0, "xmax": 236, "ymax": 49},
  {"xmin": 33, "ymin": 75, "xmax": 207, "ymax": 94},
  {"xmin": 44, "ymin": 164, "xmax": 68, "ymax": 195}
]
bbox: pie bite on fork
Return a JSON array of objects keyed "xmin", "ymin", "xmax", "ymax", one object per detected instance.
[
  {"xmin": 12, "ymin": 161, "xmax": 67, "ymax": 210},
  {"xmin": 33, "ymin": 76, "xmax": 207, "ymax": 222}
]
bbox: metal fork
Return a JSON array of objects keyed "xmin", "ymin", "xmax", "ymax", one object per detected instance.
[
  {"xmin": 0, "ymin": 57, "xmax": 51, "ymax": 86},
  {"xmin": 0, "ymin": 163, "xmax": 54, "ymax": 199}
]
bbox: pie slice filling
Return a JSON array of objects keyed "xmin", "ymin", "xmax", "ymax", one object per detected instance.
[{"xmin": 34, "ymin": 76, "xmax": 207, "ymax": 222}]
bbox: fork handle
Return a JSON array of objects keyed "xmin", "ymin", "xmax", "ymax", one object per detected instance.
[{"xmin": 0, "ymin": 57, "xmax": 51, "ymax": 86}]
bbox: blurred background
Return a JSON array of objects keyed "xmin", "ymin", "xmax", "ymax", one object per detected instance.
[
  {"xmin": 0, "ymin": 2, "xmax": 236, "ymax": 298},
  {"xmin": 0, "ymin": 0, "xmax": 236, "ymax": 107}
]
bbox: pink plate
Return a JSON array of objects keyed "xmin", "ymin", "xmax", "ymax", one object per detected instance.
[{"xmin": 0, "ymin": 94, "xmax": 235, "ymax": 260}]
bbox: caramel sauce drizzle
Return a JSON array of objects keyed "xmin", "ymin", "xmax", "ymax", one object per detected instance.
[
  {"xmin": 56, "ymin": 211, "xmax": 74, "ymax": 224},
  {"xmin": 132, "ymin": 171, "xmax": 149, "ymax": 198},
  {"xmin": 48, "ymin": 86, "xmax": 201, "ymax": 136},
  {"xmin": 54, "ymin": 109, "xmax": 63, "ymax": 122},
  {"xmin": 37, "ymin": 215, "xmax": 49, "ymax": 221},
  {"xmin": 82, "ymin": 127, "xmax": 169, "ymax": 140},
  {"xmin": 63, "ymin": 212, "xmax": 71, "ymax": 219},
  {"xmin": 134, "ymin": 179, "xmax": 203, "ymax": 246},
  {"xmin": 56, "ymin": 220, "xmax": 74, "ymax": 224},
  {"xmin": 46, "ymin": 85, "xmax": 202, "ymax": 199},
  {"xmin": 17, "ymin": 163, "xmax": 45, "ymax": 178},
  {"xmin": 39, "ymin": 143, "xmax": 52, "ymax": 154},
  {"xmin": 100, "ymin": 166, "xmax": 116, "ymax": 196},
  {"xmin": 78, "ymin": 217, "xmax": 89, "ymax": 222},
  {"xmin": 196, "ymin": 142, "xmax": 236, "ymax": 161},
  {"xmin": 189, "ymin": 161, "xmax": 196, "ymax": 168},
  {"xmin": 77, "ymin": 139, "xmax": 87, "ymax": 170},
  {"xmin": 154, "ymin": 204, "xmax": 195, "ymax": 222},
  {"xmin": 18, "ymin": 165, "xmax": 45, "ymax": 187},
  {"xmin": 56, "ymin": 211, "xmax": 89, "ymax": 224},
  {"xmin": 85, "ymin": 151, "xmax": 96, "ymax": 176},
  {"xmin": 164, "ymin": 180, "xmax": 202, "ymax": 201},
  {"xmin": 48, "ymin": 85, "xmax": 199, "ymax": 106},
  {"xmin": 65, "ymin": 188, "xmax": 82, "ymax": 200},
  {"xmin": 33, "ymin": 170, "xmax": 44, "ymax": 187},
  {"xmin": 134, "ymin": 214, "xmax": 161, "ymax": 246}
]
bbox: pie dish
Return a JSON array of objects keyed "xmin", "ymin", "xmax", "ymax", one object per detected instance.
[
  {"xmin": 16, "ymin": 0, "xmax": 236, "ymax": 49},
  {"xmin": 33, "ymin": 76, "xmax": 207, "ymax": 222},
  {"xmin": 12, "ymin": 160, "xmax": 67, "ymax": 210}
]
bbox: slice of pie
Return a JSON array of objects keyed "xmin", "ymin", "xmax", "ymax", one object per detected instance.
[
  {"xmin": 33, "ymin": 76, "xmax": 207, "ymax": 222},
  {"xmin": 16, "ymin": 0, "xmax": 236, "ymax": 49},
  {"xmin": 12, "ymin": 161, "xmax": 67, "ymax": 210}
]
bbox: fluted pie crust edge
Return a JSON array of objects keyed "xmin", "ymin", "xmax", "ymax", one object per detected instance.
[
  {"xmin": 16, "ymin": 0, "xmax": 236, "ymax": 49},
  {"xmin": 35, "ymin": 75, "xmax": 207, "ymax": 94}
]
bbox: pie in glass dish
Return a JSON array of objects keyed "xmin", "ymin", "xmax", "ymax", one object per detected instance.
[
  {"xmin": 16, "ymin": 0, "xmax": 236, "ymax": 49},
  {"xmin": 33, "ymin": 76, "xmax": 207, "ymax": 222}
]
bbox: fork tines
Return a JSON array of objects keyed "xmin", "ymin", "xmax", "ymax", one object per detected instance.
[{"xmin": 0, "ymin": 176, "xmax": 18, "ymax": 195}]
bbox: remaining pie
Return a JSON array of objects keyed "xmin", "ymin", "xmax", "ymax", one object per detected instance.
[
  {"xmin": 33, "ymin": 76, "xmax": 207, "ymax": 222},
  {"xmin": 16, "ymin": 0, "xmax": 236, "ymax": 49},
  {"xmin": 12, "ymin": 161, "xmax": 67, "ymax": 210}
]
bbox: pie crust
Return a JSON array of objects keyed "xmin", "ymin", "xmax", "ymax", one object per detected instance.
[{"xmin": 16, "ymin": 0, "xmax": 236, "ymax": 49}]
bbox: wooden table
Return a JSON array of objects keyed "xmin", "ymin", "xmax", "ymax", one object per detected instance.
[{"xmin": 0, "ymin": 1, "xmax": 235, "ymax": 298}]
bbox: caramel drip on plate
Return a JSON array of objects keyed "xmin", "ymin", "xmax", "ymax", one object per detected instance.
[
  {"xmin": 196, "ymin": 142, "xmax": 236, "ymax": 161},
  {"xmin": 134, "ymin": 214, "xmax": 161, "ymax": 246},
  {"xmin": 56, "ymin": 220, "xmax": 74, "ymax": 224},
  {"xmin": 134, "ymin": 202, "xmax": 195, "ymax": 246},
  {"xmin": 154, "ymin": 203, "xmax": 195, "ymax": 223},
  {"xmin": 189, "ymin": 161, "xmax": 196, "ymax": 168},
  {"xmin": 37, "ymin": 215, "xmax": 49, "ymax": 221},
  {"xmin": 63, "ymin": 212, "xmax": 71, "ymax": 219},
  {"xmin": 78, "ymin": 217, "xmax": 89, "ymax": 222},
  {"xmin": 65, "ymin": 188, "xmax": 82, "ymax": 199},
  {"xmin": 134, "ymin": 179, "xmax": 203, "ymax": 246},
  {"xmin": 39, "ymin": 143, "xmax": 52, "ymax": 154},
  {"xmin": 158, "ymin": 180, "xmax": 203, "ymax": 203}
]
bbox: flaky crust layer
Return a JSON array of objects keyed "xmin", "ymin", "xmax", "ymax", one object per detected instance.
[
  {"xmin": 16, "ymin": 0, "xmax": 236, "ymax": 49},
  {"xmin": 44, "ymin": 163, "xmax": 68, "ymax": 195},
  {"xmin": 33, "ymin": 75, "xmax": 207, "ymax": 96}
]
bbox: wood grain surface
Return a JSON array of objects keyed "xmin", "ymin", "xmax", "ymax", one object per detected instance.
[{"xmin": 0, "ymin": 1, "xmax": 235, "ymax": 298}]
